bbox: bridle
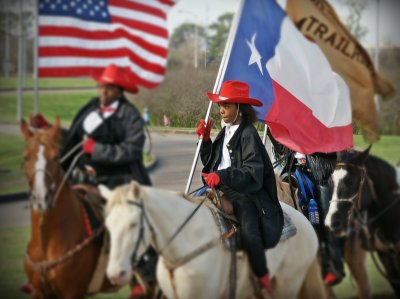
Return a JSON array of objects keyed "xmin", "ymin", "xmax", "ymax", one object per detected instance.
[
  {"xmin": 24, "ymin": 139, "xmax": 84, "ymax": 211},
  {"xmin": 125, "ymin": 195, "xmax": 223, "ymax": 270},
  {"xmin": 24, "ymin": 138, "xmax": 96, "ymax": 296},
  {"xmin": 124, "ymin": 195, "xmax": 229, "ymax": 299},
  {"xmin": 332, "ymin": 162, "xmax": 400, "ymax": 227},
  {"xmin": 26, "ymin": 167, "xmax": 57, "ymax": 209},
  {"xmin": 330, "ymin": 162, "xmax": 367, "ymax": 210}
]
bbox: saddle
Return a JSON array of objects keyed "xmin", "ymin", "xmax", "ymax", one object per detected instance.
[
  {"xmin": 205, "ymin": 189, "xmax": 236, "ymax": 219},
  {"xmin": 72, "ymin": 184, "xmax": 112, "ymax": 294},
  {"xmin": 73, "ymin": 184, "xmax": 105, "ymax": 240},
  {"xmin": 203, "ymin": 189, "xmax": 297, "ymax": 251}
]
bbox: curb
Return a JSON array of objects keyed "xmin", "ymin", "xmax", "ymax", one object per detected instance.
[
  {"xmin": 0, "ymin": 157, "xmax": 159, "ymax": 204},
  {"xmin": 0, "ymin": 192, "xmax": 28, "ymax": 204},
  {"xmin": 149, "ymin": 128, "xmax": 196, "ymax": 135}
]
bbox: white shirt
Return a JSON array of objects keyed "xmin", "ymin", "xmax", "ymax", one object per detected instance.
[
  {"xmin": 218, "ymin": 124, "xmax": 239, "ymax": 170},
  {"xmin": 83, "ymin": 100, "xmax": 119, "ymax": 134}
]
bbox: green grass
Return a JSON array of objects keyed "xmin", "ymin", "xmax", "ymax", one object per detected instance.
[
  {"xmin": 0, "ymin": 91, "xmax": 96, "ymax": 123},
  {"xmin": 0, "ymin": 225, "xmax": 395, "ymax": 298},
  {"xmin": 354, "ymin": 135, "xmax": 400, "ymax": 165},
  {"xmin": 0, "ymin": 77, "xmax": 96, "ymax": 90},
  {"xmin": 0, "ymin": 133, "xmax": 26, "ymax": 195},
  {"xmin": 333, "ymin": 255, "xmax": 396, "ymax": 299}
]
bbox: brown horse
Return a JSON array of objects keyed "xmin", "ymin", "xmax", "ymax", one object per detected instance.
[
  {"xmin": 21, "ymin": 118, "xmax": 116, "ymax": 299},
  {"xmin": 277, "ymin": 175, "xmax": 371, "ymax": 299}
]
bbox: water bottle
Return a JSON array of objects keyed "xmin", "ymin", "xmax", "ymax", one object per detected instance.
[{"xmin": 308, "ymin": 198, "xmax": 320, "ymax": 224}]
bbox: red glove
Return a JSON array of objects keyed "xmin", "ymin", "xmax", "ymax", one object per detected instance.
[
  {"xmin": 196, "ymin": 119, "xmax": 213, "ymax": 141},
  {"xmin": 201, "ymin": 172, "xmax": 220, "ymax": 188},
  {"xmin": 29, "ymin": 113, "xmax": 49, "ymax": 129},
  {"xmin": 83, "ymin": 138, "xmax": 96, "ymax": 154}
]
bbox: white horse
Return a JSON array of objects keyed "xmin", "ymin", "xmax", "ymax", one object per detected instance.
[{"xmin": 100, "ymin": 181, "xmax": 323, "ymax": 299}]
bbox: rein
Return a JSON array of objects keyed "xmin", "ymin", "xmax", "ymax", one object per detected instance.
[
  {"xmin": 24, "ymin": 138, "xmax": 98, "ymax": 294},
  {"xmin": 127, "ymin": 194, "xmax": 217, "ymax": 269},
  {"xmin": 25, "ymin": 225, "xmax": 105, "ymax": 277},
  {"xmin": 334, "ymin": 162, "xmax": 400, "ymax": 226},
  {"xmin": 126, "ymin": 194, "xmax": 229, "ymax": 299},
  {"xmin": 334, "ymin": 162, "xmax": 400, "ymax": 284}
]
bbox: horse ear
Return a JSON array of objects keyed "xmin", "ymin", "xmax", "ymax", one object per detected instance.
[
  {"xmin": 53, "ymin": 116, "xmax": 61, "ymax": 129},
  {"xmin": 130, "ymin": 181, "xmax": 141, "ymax": 199},
  {"xmin": 20, "ymin": 119, "xmax": 33, "ymax": 140},
  {"xmin": 365, "ymin": 144, "xmax": 372, "ymax": 154},
  {"xmin": 354, "ymin": 145, "xmax": 372, "ymax": 164},
  {"xmin": 48, "ymin": 117, "xmax": 61, "ymax": 139},
  {"xmin": 99, "ymin": 184, "xmax": 113, "ymax": 202}
]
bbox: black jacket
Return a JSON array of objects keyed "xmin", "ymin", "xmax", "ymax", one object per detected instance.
[
  {"xmin": 61, "ymin": 96, "xmax": 151, "ymax": 188},
  {"xmin": 200, "ymin": 121, "xmax": 283, "ymax": 248}
]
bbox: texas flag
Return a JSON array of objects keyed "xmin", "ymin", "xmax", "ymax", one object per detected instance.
[{"xmin": 222, "ymin": 0, "xmax": 353, "ymax": 154}]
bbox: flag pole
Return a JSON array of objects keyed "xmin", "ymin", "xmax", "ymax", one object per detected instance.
[
  {"xmin": 17, "ymin": 0, "xmax": 23, "ymax": 121},
  {"xmin": 184, "ymin": 0, "xmax": 245, "ymax": 194},
  {"xmin": 33, "ymin": 0, "xmax": 39, "ymax": 113},
  {"xmin": 263, "ymin": 123, "xmax": 277, "ymax": 167},
  {"xmin": 374, "ymin": 0, "xmax": 380, "ymax": 112}
]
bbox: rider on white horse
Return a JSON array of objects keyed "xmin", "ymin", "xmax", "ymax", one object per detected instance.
[{"xmin": 196, "ymin": 80, "xmax": 284, "ymax": 294}]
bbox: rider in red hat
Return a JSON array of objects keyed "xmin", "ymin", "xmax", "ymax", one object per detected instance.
[
  {"xmin": 196, "ymin": 80, "xmax": 284, "ymax": 296},
  {"xmin": 28, "ymin": 64, "xmax": 154, "ymax": 299}
]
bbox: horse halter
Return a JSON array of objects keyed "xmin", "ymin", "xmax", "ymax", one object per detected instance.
[
  {"xmin": 126, "ymin": 199, "xmax": 157, "ymax": 266},
  {"xmin": 125, "ymin": 194, "xmax": 211, "ymax": 269},
  {"xmin": 332, "ymin": 162, "xmax": 367, "ymax": 210}
]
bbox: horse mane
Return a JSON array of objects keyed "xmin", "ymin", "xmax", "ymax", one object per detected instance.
[{"xmin": 105, "ymin": 183, "xmax": 139, "ymax": 215}]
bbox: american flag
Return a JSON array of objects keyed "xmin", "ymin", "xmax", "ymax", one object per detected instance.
[{"xmin": 38, "ymin": 0, "xmax": 175, "ymax": 88}]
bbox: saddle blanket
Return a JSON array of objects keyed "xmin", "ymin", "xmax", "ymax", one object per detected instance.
[{"xmin": 210, "ymin": 207, "xmax": 297, "ymax": 251}]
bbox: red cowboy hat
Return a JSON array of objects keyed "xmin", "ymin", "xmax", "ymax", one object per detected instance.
[
  {"xmin": 206, "ymin": 80, "xmax": 263, "ymax": 107},
  {"xmin": 93, "ymin": 64, "xmax": 138, "ymax": 94}
]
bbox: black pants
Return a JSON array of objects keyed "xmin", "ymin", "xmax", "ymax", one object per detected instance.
[{"xmin": 221, "ymin": 187, "xmax": 268, "ymax": 277}]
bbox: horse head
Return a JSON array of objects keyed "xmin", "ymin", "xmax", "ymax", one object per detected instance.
[
  {"xmin": 21, "ymin": 118, "xmax": 63, "ymax": 212},
  {"xmin": 100, "ymin": 181, "xmax": 151, "ymax": 286},
  {"xmin": 325, "ymin": 146, "xmax": 371, "ymax": 236}
]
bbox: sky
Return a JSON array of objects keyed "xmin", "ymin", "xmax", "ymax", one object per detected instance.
[{"xmin": 168, "ymin": 0, "xmax": 400, "ymax": 47}]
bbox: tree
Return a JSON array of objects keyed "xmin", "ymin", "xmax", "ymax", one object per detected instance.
[
  {"xmin": 339, "ymin": 0, "xmax": 368, "ymax": 41},
  {"xmin": 0, "ymin": 0, "xmax": 35, "ymax": 75},
  {"xmin": 207, "ymin": 13, "xmax": 233, "ymax": 64},
  {"xmin": 170, "ymin": 23, "xmax": 205, "ymax": 49}
]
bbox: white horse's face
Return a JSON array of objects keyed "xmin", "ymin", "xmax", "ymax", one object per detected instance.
[
  {"xmin": 100, "ymin": 182, "xmax": 149, "ymax": 286},
  {"xmin": 325, "ymin": 168, "xmax": 358, "ymax": 236}
]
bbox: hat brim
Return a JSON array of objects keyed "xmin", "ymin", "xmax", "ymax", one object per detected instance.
[
  {"xmin": 93, "ymin": 75, "xmax": 139, "ymax": 94},
  {"xmin": 206, "ymin": 92, "xmax": 263, "ymax": 107}
]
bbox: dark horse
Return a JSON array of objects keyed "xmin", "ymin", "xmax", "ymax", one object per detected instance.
[
  {"xmin": 325, "ymin": 147, "xmax": 400, "ymax": 297},
  {"xmin": 20, "ymin": 118, "xmax": 117, "ymax": 299}
]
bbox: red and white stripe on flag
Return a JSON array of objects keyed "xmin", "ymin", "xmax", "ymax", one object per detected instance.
[{"xmin": 38, "ymin": 0, "xmax": 175, "ymax": 88}]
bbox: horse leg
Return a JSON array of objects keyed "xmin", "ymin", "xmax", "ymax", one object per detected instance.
[
  {"xmin": 297, "ymin": 257, "xmax": 329, "ymax": 299},
  {"xmin": 344, "ymin": 237, "xmax": 371, "ymax": 299},
  {"xmin": 377, "ymin": 251, "xmax": 400, "ymax": 298}
]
